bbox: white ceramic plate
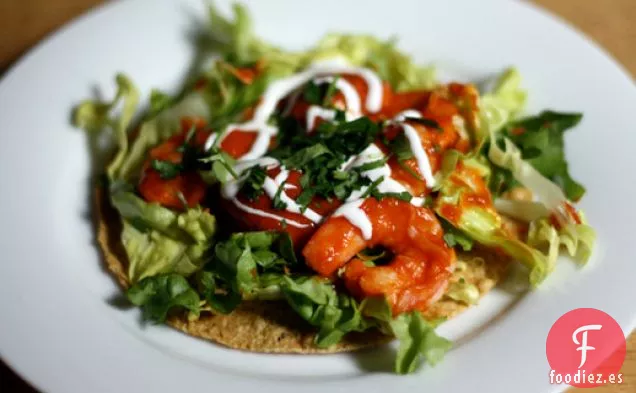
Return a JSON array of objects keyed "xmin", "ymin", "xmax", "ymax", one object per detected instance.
[{"xmin": 1, "ymin": 0, "xmax": 635, "ymax": 392}]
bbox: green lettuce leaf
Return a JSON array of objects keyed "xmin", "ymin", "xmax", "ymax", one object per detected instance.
[
  {"xmin": 280, "ymin": 279, "xmax": 451, "ymax": 373},
  {"xmin": 111, "ymin": 190, "xmax": 216, "ymax": 283},
  {"xmin": 493, "ymin": 199, "xmax": 549, "ymax": 222},
  {"xmin": 435, "ymin": 159, "xmax": 550, "ymax": 285},
  {"xmin": 493, "ymin": 199, "xmax": 595, "ymax": 268},
  {"xmin": 280, "ymin": 276, "xmax": 369, "ymax": 347},
  {"xmin": 73, "ymin": 74, "xmax": 140, "ymax": 179},
  {"xmin": 117, "ymin": 91, "xmax": 210, "ymax": 182},
  {"xmin": 527, "ymin": 216, "xmax": 596, "ymax": 269},
  {"xmin": 205, "ymin": 231, "xmax": 298, "ymax": 308},
  {"xmin": 205, "ymin": 3, "xmax": 302, "ymax": 72},
  {"xmin": 481, "ymin": 71, "xmax": 591, "ymax": 235},
  {"xmin": 127, "ymin": 273, "xmax": 200, "ymax": 322},
  {"xmin": 390, "ymin": 313, "xmax": 452, "ymax": 374},
  {"xmin": 148, "ymin": 89, "xmax": 176, "ymax": 117},
  {"xmin": 194, "ymin": 269, "xmax": 242, "ymax": 314},
  {"xmin": 307, "ymin": 34, "xmax": 437, "ymax": 91},
  {"xmin": 501, "ymin": 111, "xmax": 585, "ymax": 201},
  {"xmin": 205, "ymin": 3, "xmax": 436, "ymax": 90},
  {"xmin": 360, "ymin": 297, "xmax": 452, "ymax": 374},
  {"xmin": 478, "ymin": 68, "xmax": 527, "ymax": 138},
  {"xmin": 440, "ymin": 219, "xmax": 474, "ymax": 251}
]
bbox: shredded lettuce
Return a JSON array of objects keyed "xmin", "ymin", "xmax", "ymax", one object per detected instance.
[
  {"xmin": 121, "ymin": 215, "xmax": 213, "ymax": 284},
  {"xmin": 190, "ymin": 231, "xmax": 298, "ymax": 314},
  {"xmin": 527, "ymin": 216, "xmax": 595, "ymax": 270},
  {"xmin": 281, "ymin": 276, "xmax": 369, "ymax": 347},
  {"xmin": 481, "ymin": 70, "xmax": 581, "ymax": 220},
  {"xmin": 206, "ymin": 3, "xmax": 437, "ymax": 90},
  {"xmin": 281, "ymin": 279, "xmax": 451, "ymax": 373},
  {"xmin": 500, "ymin": 111, "xmax": 586, "ymax": 201},
  {"xmin": 307, "ymin": 34, "xmax": 437, "ymax": 91},
  {"xmin": 479, "ymin": 69, "xmax": 595, "ymax": 267},
  {"xmin": 110, "ymin": 190, "xmax": 215, "ymax": 283},
  {"xmin": 73, "ymin": 74, "xmax": 140, "ymax": 179},
  {"xmin": 435, "ymin": 159, "xmax": 550, "ymax": 285},
  {"xmin": 493, "ymin": 199, "xmax": 549, "ymax": 222},
  {"xmin": 194, "ymin": 269, "xmax": 242, "ymax": 314},
  {"xmin": 487, "ymin": 132, "xmax": 596, "ymax": 266},
  {"xmin": 478, "ymin": 68, "xmax": 527, "ymax": 137},
  {"xmin": 361, "ymin": 297, "xmax": 451, "ymax": 374},
  {"xmin": 127, "ymin": 273, "xmax": 201, "ymax": 322},
  {"xmin": 118, "ymin": 91, "xmax": 210, "ymax": 182},
  {"xmin": 74, "ymin": 75, "xmax": 215, "ymax": 284}
]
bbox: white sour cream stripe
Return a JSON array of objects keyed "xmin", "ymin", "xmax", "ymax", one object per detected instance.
[
  {"xmin": 305, "ymin": 106, "xmax": 337, "ymax": 131},
  {"xmin": 232, "ymin": 199, "xmax": 310, "ymax": 229},
  {"xmin": 305, "ymin": 76, "xmax": 364, "ymax": 131},
  {"xmin": 312, "ymin": 76, "xmax": 362, "ymax": 115},
  {"xmin": 402, "ymin": 124, "xmax": 436, "ymax": 188},
  {"xmin": 220, "ymin": 157, "xmax": 280, "ymax": 200},
  {"xmin": 332, "ymin": 199, "xmax": 372, "ymax": 240},
  {"xmin": 204, "ymin": 57, "xmax": 384, "ymax": 159},
  {"xmin": 221, "ymin": 157, "xmax": 322, "ymax": 227},
  {"xmin": 333, "ymin": 144, "xmax": 424, "ymax": 240},
  {"xmin": 391, "ymin": 110, "xmax": 437, "ymax": 188},
  {"xmin": 262, "ymin": 169, "xmax": 323, "ymax": 224}
]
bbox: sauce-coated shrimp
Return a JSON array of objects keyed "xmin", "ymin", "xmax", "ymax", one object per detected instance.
[
  {"xmin": 138, "ymin": 118, "xmax": 209, "ymax": 210},
  {"xmin": 303, "ymin": 198, "xmax": 456, "ymax": 315}
]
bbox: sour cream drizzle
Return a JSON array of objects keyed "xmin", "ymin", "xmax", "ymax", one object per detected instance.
[
  {"xmin": 232, "ymin": 199, "xmax": 311, "ymax": 229},
  {"xmin": 305, "ymin": 106, "xmax": 337, "ymax": 131},
  {"xmin": 262, "ymin": 169, "xmax": 323, "ymax": 224},
  {"xmin": 204, "ymin": 57, "xmax": 384, "ymax": 158},
  {"xmin": 305, "ymin": 76, "xmax": 363, "ymax": 131},
  {"xmin": 313, "ymin": 76, "xmax": 362, "ymax": 114},
  {"xmin": 392, "ymin": 110, "xmax": 436, "ymax": 188},
  {"xmin": 220, "ymin": 157, "xmax": 320, "ymax": 228},
  {"xmin": 211, "ymin": 59, "xmax": 441, "ymax": 238},
  {"xmin": 333, "ymin": 144, "xmax": 425, "ymax": 240},
  {"xmin": 207, "ymin": 58, "xmax": 385, "ymax": 228}
]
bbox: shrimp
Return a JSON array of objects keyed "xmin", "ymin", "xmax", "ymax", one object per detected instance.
[
  {"xmin": 378, "ymin": 83, "xmax": 480, "ymax": 195},
  {"xmin": 302, "ymin": 198, "xmax": 456, "ymax": 315},
  {"xmin": 287, "ymin": 74, "xmax": 393, "ymax": 131},
  {"xmin": 138, "ymin": 118, "xmax": 209, "ymax": 210},
  {"xmin": 220, "ymin": 167, "xmax": 341, "ymax": 249}
]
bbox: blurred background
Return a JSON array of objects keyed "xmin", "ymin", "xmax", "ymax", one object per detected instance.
[{"xmin": 0, "ymin": 0, "xmax": 634, "ymax": 392}]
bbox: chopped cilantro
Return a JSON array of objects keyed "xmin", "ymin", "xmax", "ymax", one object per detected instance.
[
  {"xmin": 240, "ymin": 165, "xmax": 267, "ymax": 201},
  {"xmin": 322, "ymin": 76, "xmax": 340, "ymax": 106},
  {"xmin": 371, "ymin": 190, "xmax": 413, "ymax": 202},
  {"xmin": 302, "ymin": 81, "xmax": 323, "ymax": 105},
  {"xmin": 272, "ymin": 182, "xmax": 287, "ymax": 210},
  {"xmin": 356, "ymin": 157, "xmax": 388, "ymax": 172},
  {"xmin": 267, "ymin": 115, "xmax": 380, "ymax": 209},
  {"xmin": 405, "ymin": 117, "xmax": 442, "ymax": 132},
  {"xmin": 199, "ymin": 148, "xmax": 238, "ymax": 183},
  {"xmin": 385, "ymin": 133, "xmax": 413, "ymax": 161},
  {"xmin": 151, "ymin": 160, "xmax": 183, "ymax": 179},
  {"xmin": 302, "ymin": 77, "xmax": 341, "ymax": 107},
  {"xmin": 282, "ymin": 144, "xmax": 331, "ymax": 169}
]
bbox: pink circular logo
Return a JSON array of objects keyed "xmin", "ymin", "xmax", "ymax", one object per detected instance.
[{"xmin": 546, "ymin": 308, "xmax": 626, "ymax": 388}]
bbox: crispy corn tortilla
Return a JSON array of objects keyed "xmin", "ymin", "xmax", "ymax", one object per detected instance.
[{"xmin": 94, "ymin": 185, "xmax": 510, "ymax": 353}]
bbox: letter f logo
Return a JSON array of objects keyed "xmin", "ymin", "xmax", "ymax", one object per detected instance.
[{"xmin": 572, "ymin": 324, "xmax": 602, "ymax": 368}]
